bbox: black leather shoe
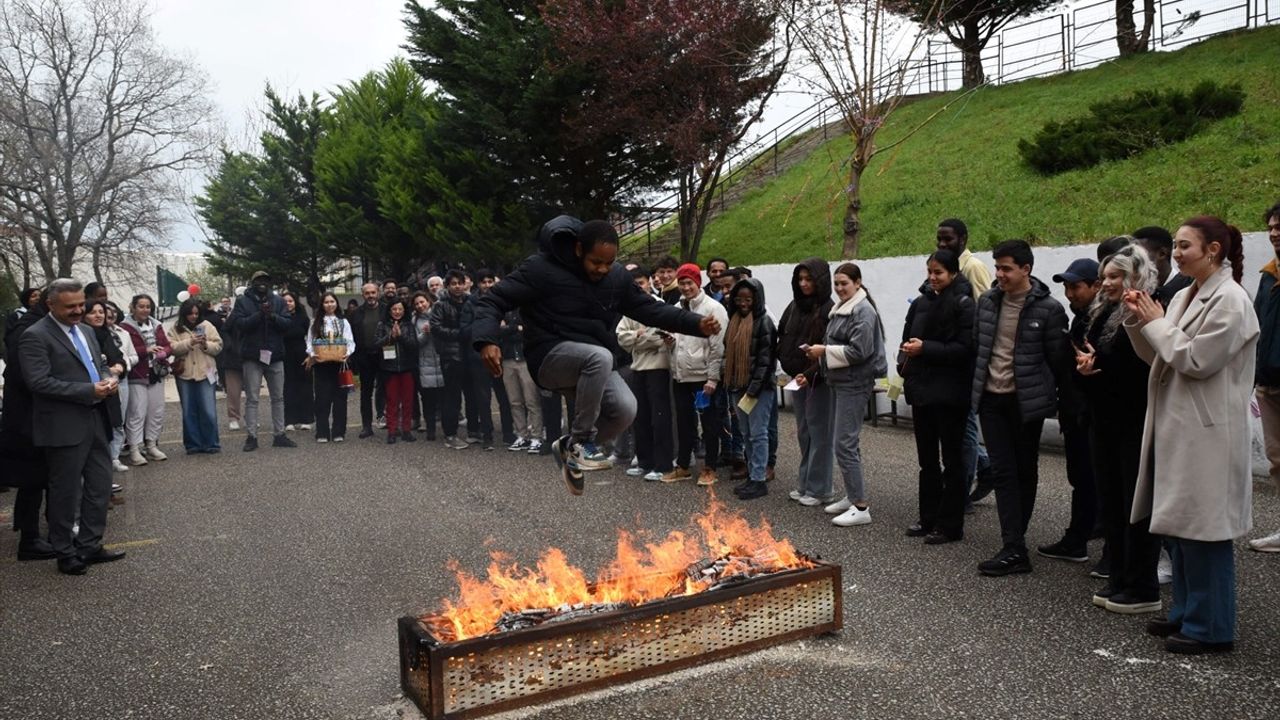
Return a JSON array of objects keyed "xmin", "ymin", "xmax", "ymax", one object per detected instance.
[
  {"xmin": 17, "ymin": 538, "xmax": 57, "ymax": 561},
  {"xmin": 358, "ymin": 427, "xmax": 375, "ymax": 439},
  {"xmin": 243, "ymin": 435, "xmax": 259, "ymax": 452},
  {"xmin": 57, "ymin": 556, "xmax": 88, "ymax": 575},
  {"xmin": 1165, "ymin": 632, "xmax": 1233, "ymax": 655},
  {"xmin": 1146, "ymin": 616, "xmax": 1181, "ymax": 638},
  {"xmin": 736, "ymin": 482, "xmax": 768, "ymax": 500},
  {"xmin": 80, "ymin": 548, "xmax": 126, "ymax": 564},
  {"xmin": 386, "ymin": 434, "xmax": 397, "ymax": 445},
  {"xmin": 923, "ymin": 531, "xmax": 962, "ymax": 545},
  {"xmin": 905, "ymin": 523, "xmax": 930, "ymax": 537},
  {"xmin": 401, "ymin": 431, "xmax": 417, "ymax": 442},
  {"xmin": 272, "ymin": 434, "xmax": 297, "ymax": 448}
]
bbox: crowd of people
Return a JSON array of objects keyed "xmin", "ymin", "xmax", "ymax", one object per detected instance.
[{"xmin": 4, "ymin": 203, "xmax": 1280, "ymax": 659}]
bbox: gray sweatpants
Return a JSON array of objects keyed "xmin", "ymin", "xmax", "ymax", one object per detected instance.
[
  {"xmin": 536, "ymin": 342, "xmax": 635, "ymax": 446},
  {"xmin": 792, "ymin": 382, "xmax": 835, "ymax": 499},
  {"xmin": 242, "ymin": 359, "xmax": 285, "ymax": 438},
  {"xmin": 832, "ymin": 383, "xmax": 873, "ymax": 504}
]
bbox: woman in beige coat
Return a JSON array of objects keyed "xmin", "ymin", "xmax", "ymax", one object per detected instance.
[
  {"xmin": 1124, "ymin": 215, "xmax": 1258, "ymax": 655},
  {"xmin": 170, "ymin": 299, "xmax": 225, "ymax": 454}
]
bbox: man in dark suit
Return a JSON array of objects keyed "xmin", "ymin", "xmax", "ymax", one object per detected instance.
[{"xmin": 19, "ymin": 278, "xmax": 126, "ymax": 575}]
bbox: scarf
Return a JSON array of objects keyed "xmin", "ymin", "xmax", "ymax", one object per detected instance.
[{"xmin": 723, "ymin": 311, "xmax": 753, "ymax": 390}]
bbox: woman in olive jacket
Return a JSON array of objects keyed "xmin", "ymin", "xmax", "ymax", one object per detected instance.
[{"xmin": 898, "ymin": 250, "xmax": 974, "ymax": 544}]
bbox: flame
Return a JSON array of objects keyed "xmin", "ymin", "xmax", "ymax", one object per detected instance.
[{"xmin": 424, "ymin": 495, "xmax": 812, "ymax": 641}]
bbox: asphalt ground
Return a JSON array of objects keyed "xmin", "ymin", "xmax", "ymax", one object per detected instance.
[{"xmin": 2, "ymin": 396, "xmax": 1279, "ymax": 720}]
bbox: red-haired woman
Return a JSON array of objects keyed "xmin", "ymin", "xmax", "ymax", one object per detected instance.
[{"xmin": 1123, "ymin": 215, "xmax": 1258, "ymax": 655}]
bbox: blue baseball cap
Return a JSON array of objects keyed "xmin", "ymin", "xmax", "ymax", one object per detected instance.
[{"xmin": 1052, "ymin": 258, "xmax": 1099, "ymax": 284}]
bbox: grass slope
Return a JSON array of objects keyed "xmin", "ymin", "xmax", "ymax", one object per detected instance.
[{"xmin": 697, "ymin": 26, "xmax": 1280, "ymax": 265}]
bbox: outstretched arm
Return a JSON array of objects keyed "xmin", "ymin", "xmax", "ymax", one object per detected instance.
[
  {"xmin": 473, "ymin": 262, "xmax": 541, "ymax": 377},
  {"xmin": 620, "ymin": 282, "xmax": 708, "ymax": 336}
]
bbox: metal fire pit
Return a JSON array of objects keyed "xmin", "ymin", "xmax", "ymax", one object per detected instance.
[{"xmin": 398, "ymin": 561, "xmax": 842, "ymax": 720}]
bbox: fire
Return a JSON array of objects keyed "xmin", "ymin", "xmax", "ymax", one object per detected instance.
[{"xmin": 423, "ymin": 495, "xmax": 813, "ymax": 641}]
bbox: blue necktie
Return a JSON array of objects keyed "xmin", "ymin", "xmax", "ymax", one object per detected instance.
[{"xmin": 70, "ymin": 326, "xmax": 101, "ymax": 383}]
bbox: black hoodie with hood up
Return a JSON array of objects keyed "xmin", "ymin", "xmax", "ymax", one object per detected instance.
[
  {"xmin": 776, "ymin": 258, "xmax": 833, "ymax": 381},
  {"xmin": 471, "ymin": 215, "xmax": 706, "ymax": 382}
]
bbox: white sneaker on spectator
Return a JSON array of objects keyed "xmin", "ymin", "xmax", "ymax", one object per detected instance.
[
  {"xmin": 112, "ymin": 459, "xmax": 130, "ymax": 473},
  {"xmin": 643, "ymin": 470, "xmax": 664, "ymax": 482},
  {"xmin": 375, "ymin": 417, "xmax": 387, "ymax": 429},
  {"xmin": 788, "ymin": 490, "xmax": 804, "ymax": 501},
  {"xmin": 527, "ymin": 439, "xmax": 543, "ymax": 454},
  {"xmin": 1248, "ymin": 530, "xmax": 1280, "ymax": 553},
  {"xmin": 229, "ymin": 420, "xmax": 240, "ymax": 430},
  {"xmin": 1158, "ymin": 548, "xmax": 1173, "ymax": 584},
  {"xmin": 832, "ymin": 506, "xmax": 872, "ymax": 527},
  {"xmin": 298, "ymin": 423, "xmax": 312, "ymax": 430},
  {"xmin": 625, "ymin": 466, "xmax": 646, "ymax": 477},
  {"xmin": 798, "ymin": 495, "xmax": 823, "ymax": 507},
  {"xmin": 285, "ymin": 424, "xmax": 296, "ymax": 431},
  {"xmin": 143, "ymin": 442, "xmax": 167, "ymax": 461},
  {"xmin": 824, "ymin": 498, "xmax": 852, "ymax": 514},
  {"xmin": 127, "ymin": 448, "xmax": 148, "ymax": 466},
  {"xmin": 508, "ymin": 437, "xmax": 529, "ymax": 452}
]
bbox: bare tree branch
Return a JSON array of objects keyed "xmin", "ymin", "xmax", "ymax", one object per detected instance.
[{"xmin": 0, "ymin": 0, "xmax": 221, "ymax": 283}]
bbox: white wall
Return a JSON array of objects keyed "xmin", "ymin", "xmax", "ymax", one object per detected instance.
[{"xmin": 745, "ymin": 231, "xmax": 1271, "ymax": 474}]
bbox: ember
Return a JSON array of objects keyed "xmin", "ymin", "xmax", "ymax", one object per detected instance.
[{"xmin": 421, "ymin": 496, "xmax": 814, "ymax": 642}]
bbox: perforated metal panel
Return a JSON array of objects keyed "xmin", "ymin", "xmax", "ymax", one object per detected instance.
[{"xmin": 399, "ymin": 562, "xmax": 842, "ymax": 720}]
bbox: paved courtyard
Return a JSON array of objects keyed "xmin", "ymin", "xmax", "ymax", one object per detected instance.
[{"xmin": 2, "ymin": 399, "xmax": 1279, "ymax": 720}]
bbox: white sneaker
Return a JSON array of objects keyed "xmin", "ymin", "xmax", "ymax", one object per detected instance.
[
  {"xmin": 527, "ymin": 439, "xmax": 543, "ymax": 454},
  {"xmin": 333, "ymin": 436, "xmax": 345, "ymax": 443},
  {"xmin": 832, "ymin": 506, "xmax": 872, "ymax": 527},
  {"xmin": 112, "ymin": 459, "xmax": 130, "ymax": 473},
  {"xmin": 229, "ymin": 420, "xmax": 240, "ymax": 430},
  {"xmin": 1158, "ymin": 548, "xmax": 1173, "ymax": 584},
  {"xmin": 625, "ymin": 466, "xmax": 646, "ymax": 477},
  {"xmin": 316, "ymin": 437, "xmax": 328, "ymax": 444},
  {"xmin": 788, "ymin": 490, "xmax": 804, "ymax": 501},
  {"xmin": 375, "ymin": 417, "xmax": 387, "ymax": 429},
  {"xmin": 143, "ymin": 442, "xmax": 167, "ymax": 461},
  {"xmin": 824, "ymin": 497, "xmax": 852, "ymax": 514},
  {"xmin": 798, "ymin": 495, "xmax": 823, "ymax": 507},
  {"xmin": 643, "ymin": 470, "xmax": 664, "ymax": 482},
  {"xmin": 298, "ymin": 423, "xmax": 312, "ymax": 430},
  {"xmin": 1248, "ymin": 530, "xmax": 1280, "ymax": 553},
  {"xmin": 285, "ymin": 424, "xmax": 296, "ymax": 431}
]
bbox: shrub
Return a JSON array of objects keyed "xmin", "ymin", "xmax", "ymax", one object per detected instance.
[{"xmin": 1018, "ymin": 81, "xmax": 1245, "ymax": 174}]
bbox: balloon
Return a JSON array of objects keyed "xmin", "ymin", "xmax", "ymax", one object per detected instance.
[
  {"xmin": 234, "ymin": 286, "xmax": 246, "ymax": 297},
  {"xmin": 176, "ymin": 290, "xmax": 190, "ymax": 302},
  {"xmin": 188, "ymin": 284, "xmax": 201, "ymax": 295}
]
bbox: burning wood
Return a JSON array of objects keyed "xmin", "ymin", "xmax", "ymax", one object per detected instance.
[{"xmin": 420, "ymin": 497, "xmax": 814, "ymax": 643}]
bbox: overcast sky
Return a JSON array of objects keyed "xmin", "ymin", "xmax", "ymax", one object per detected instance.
[{"xmin": 150, "ymin": 0, "xmax": 411, "ymax": 251}]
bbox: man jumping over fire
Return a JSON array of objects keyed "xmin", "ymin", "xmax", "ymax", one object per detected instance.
[{"xmin": 471, "ymin": 216, "xmax": 720, "ymax": 495}]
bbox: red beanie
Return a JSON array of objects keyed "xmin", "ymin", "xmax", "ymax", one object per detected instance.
[{"xmin": 676, "ymin": 263, "xmax": 702, "ymax": 286}]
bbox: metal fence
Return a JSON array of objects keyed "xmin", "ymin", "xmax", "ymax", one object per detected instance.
[{"xmin": 618, "ymin": 0, "xmax": 1278, "ymax": 254}]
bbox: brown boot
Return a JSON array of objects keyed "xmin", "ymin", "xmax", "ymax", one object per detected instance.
[
  {"xmin": 730, "ymin": 459, "xmax": 748, "ymax": 480},
  {"xmin": 697, "ymin": 467, "xmax": 718, "ymax": 486}
]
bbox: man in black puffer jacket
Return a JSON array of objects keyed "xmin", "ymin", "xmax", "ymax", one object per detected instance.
[
  {"xmin": 429, "ymin": 269, "xmax": 475, "ymax": 449},
  {"xmin": 472, "ymin": 216, "xmax": 719, "ymax": 496},
  {"xmin": 970, "ymin": 240, "xmax": 1071, "ymax": 577}
]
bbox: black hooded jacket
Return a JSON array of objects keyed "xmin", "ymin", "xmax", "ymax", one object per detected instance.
[
  {"xmin": 776, "ymin": 258, "xmax": 834, "ymax": 380},
  {"xmin": 899, "ymin": 274, "xmax": 975, "ymax": 408},
  {"xmin": 723, "ymin": 278, "xmax": 777, "ymax": 398},
  {"xmin": 471, "ymin": 215, "xmax": 707, "ymax": 381}
]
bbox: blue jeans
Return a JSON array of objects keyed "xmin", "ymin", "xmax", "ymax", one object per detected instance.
[
  {"xmin": 176, "ymin": 378, "xmax": 220, "ymax": 452},
  {"xmin": 731, "ymin": 390, "xmax": 774, "ymax": 482},
  {"xmin": 1167, "ymin": 538, "xmax": 1236, "ymax": 643}
]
